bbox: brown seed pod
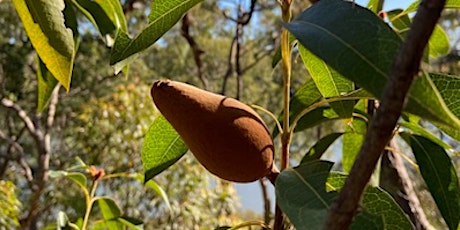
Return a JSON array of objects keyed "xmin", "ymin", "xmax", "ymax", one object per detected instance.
[{"xmin": 151, "ymin": 80, "xmax": 276, "ymax": 183}]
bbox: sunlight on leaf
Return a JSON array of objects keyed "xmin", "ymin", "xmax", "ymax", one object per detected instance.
[
  {"xmin": 142, "ymin": 115, "xmax": 188, "ymax": 182},
  {"xmin": 110, "ymin": 0, "xmax": 203, "ymax": 70},
  {"xmin": 285, "ymin": 0, "xmax": 460, "ymax": 130},
  {"xmin": 36, "ymin": 56, "xmax": 58, "ymax": 112},
  {"xmin": 12, "ymin": 0, "xmax": 75, "ymax": 90},
  {"xmin": 299, "ymin": 45, "xmax": 355, "ymax": 118},
  {"xmin": 342, "ymin": 100, "xmax": 367, "ymax": 173}
]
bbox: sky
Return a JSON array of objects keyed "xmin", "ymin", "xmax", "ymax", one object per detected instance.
[{"xmin": 236, "ymin": 0, "xmax": 414, "ymax": 215}]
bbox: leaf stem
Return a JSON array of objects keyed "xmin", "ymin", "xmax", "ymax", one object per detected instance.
[
  {"xmin": 81, "ymin": 180, "xmax": 99, "ymax": 230},
  {"xmin": 274, "ymin": 1, "xmax": 293, "ymax": 229},
  {"xmin": 290, "ymin": 96, "xmax": 366, "ymax": 133},
  {"xmin": 250, "ymin": 104, "xmax": 283, "ymax": 136}
]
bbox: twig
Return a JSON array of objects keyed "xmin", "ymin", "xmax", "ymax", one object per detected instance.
[
  {"xmin": 180, "ymin": 14, "xmax": 208, "ymax": 90},
  {"xmin": 324, "ymin": 0, "xmax": 447, "ymax": 229},
  {"xmin": 1, "ymin": 98, "xmax": 37, "ymax": 135},
  {"xmin": 259, "ymin": 179, "xmax": 272, "ymax": 226},
  {"xmin": 384, "ymin": 140, "xmax": 436, "ymax": 230}
]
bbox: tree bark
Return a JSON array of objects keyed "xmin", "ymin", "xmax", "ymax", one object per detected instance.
[{"xmin": 324, "ymin": 0, "xmax": 447, "ymax": 229}]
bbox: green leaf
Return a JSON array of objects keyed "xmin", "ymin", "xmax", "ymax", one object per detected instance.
[
  {"xmin": 276, "ymin": 160, "xmax": 384, "ymax": 229},
  {"xmin": 401, "ymin": 134, "xmax": 460, "ymax": 230},
  {"xmin": 387, "ymin": 9, "xmax": 410, "ymax": 35},
  {"xmin": 299, "ymin": 45, "xmax": 355, "ymax": 118},
  {"xmin": 56, "ymin": 211, "xmax": 72, "ymax": 230},
  {"xmin": 430, "ymin": 73, "xmax": 460, "ymax": 118},
  {"xmin": 276, "ymin": 161, "xmax": 337, "ymax": 229},
  {"xmin": 429, "ymin": 25, "xmax": 450, "ymax": 58},
  {"xmin": 118, "ymin": 217, "xmax": 143, "ymax": 230},
  {"xmin": 142, "ymin": 115, "xmax": 188, "ymax": 182},
  {"xmin": 399, "ymin": 121, "xmax": 450, "ymax": 149},
  {"xmin": 71, "ymin": 0, "xmax": 127, "ymax": 36},
  {"xmin": 71, "ymin": 0, "xmax": 114, "ymax": 35},
  {"xmin": 404, "ymin": 0, "xmax": 460, "ymax": 15},
  {"xmin": 65, "ymin": 172, "xmax": 87, "ymax": 189},
  {"xmin": 342, "ymin": 100, "xmax": 367, "ymax": 173},
  {"xmin": 110, "ymin": 0, "xmax": 203, "ymax": 70},
  {"xmin": 98, "ymin": 197, "xmax": 122, "ymax": 220},
  {"xmin": 301, "ymin": 133, "xmax": 343, "ymax": 163},
  {"xmin": 273, "ymin": 80, "xmax": 373, "ymax": 138},
  {"xmin": 132, "ymin": 173, "xmax": 170, "ymax": 212},
  {"xmin": 328, "ymin": 173, "xmax": 415, "ymax": 230},
  {"xmin": 285, "ymin": 0, "xmax": 460, "ymax": 130},
  {"xmin": 366, "ymin": 0, "xmax": 382, "ymax": 13},
  {"xmin": 13, "ymin": 0, "xmax": 75, "ymax": 90},
  {"xmin": 49, "ymin": 170, "xmax": 87, "ymax": 189},
  {"xmin": 145, "ymin": 179, "xmax": 172, "ymax": 213},
  {"xmin": 36, "ymin": 56, "xmax": 58, "ymax": 113}
]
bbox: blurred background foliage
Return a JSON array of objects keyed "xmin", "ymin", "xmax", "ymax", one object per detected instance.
[{"xmin": 0, "ymin": 0, "xmax": 460, "ymax": 229}]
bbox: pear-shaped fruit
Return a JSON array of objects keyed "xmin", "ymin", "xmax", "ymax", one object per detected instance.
[{"xmin": 151, "ymin": 80, "xmax": 276, "ymax": 182}]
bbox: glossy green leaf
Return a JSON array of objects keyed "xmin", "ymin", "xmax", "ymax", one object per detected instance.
[
  {"xmin": 12, "ymin": 0, "xmax": 75, "ymax": 90},
  {"xmin": 301, "ymin": 133, "xmax": 343, "ymax": 163},
  {"xmin": 276, "ymin": 160, "xmax": 383, "ymax": 229},
  {"xmin": 342, "ymin": 100, "xmax": 367, "ymax": 173},
  {"xmin": 285, "ymin": 0, "xmax": 460, "ymax": 130},
  {"xmin": 36, "ymin": 56, "xmax": 58, "ymax": 113},
  {"xmin": 328, "ymin": 173, "xmax": 415, "ymax": 230},
  {"xmin": 299, "ymin": 45, "xmax": 355, "ymax": 118},
  {"xmin": 401, "ymin": 133, "xmax": 460, "ymax": 230},
  {"xmin": 142, "ymin": 115, "xmax": 188, "ymax": 182},
  {"xmin": 110, "ymin": 0, "xmax": 203, "ymax": 70},
  {"xmin": 275, "ymin": 161, "xmax": 337, "ymax": 229}
]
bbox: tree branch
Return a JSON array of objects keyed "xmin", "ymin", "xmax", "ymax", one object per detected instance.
[
  {"xmin": 324, "ymin": 0, "xmax": 447, "ymax": 229},
  {"xmin": 1, "ymin": 98, "xmax": 37, "ymax": 135},
  {"xmin": 180, "ymin": 13, "xmax": 208, "ymax": 90}
]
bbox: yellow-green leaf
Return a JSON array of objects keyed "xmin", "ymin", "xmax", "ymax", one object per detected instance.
[{"xmin": 13, "ymin": 0, "xmax": 75, "ymax": 90}]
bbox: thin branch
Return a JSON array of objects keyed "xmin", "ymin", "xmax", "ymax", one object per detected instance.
[
  {"xmin": 325, "ymin": 0, "xmax": 447, "ymax": 229},
  {"xmin": 385, "ymin": 140, "xmax": 436, "ymax": 230},
  {"xmin": 1, "ymin": 98, "xmax": 36, "ymax": 135},
  {"xmin": 46, "ymin": 85, "xmax": 60, "ymax": 131},
  {"xmin": 180, "ymin": 14, "xmax": 208, "ymax": 90}
]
